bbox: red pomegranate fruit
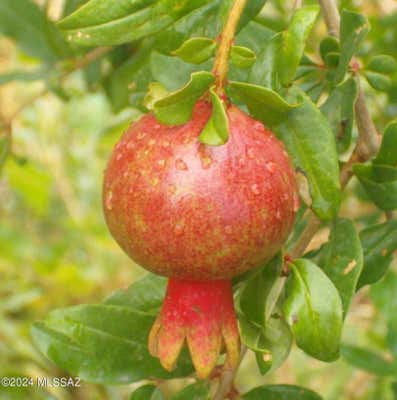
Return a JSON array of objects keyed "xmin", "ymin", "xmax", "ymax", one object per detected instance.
[{"xmin": 103, "ymin": 100, "xmax": 298, "ymax": 379}]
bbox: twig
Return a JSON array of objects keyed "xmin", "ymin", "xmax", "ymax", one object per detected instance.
[
  {"xmin": 213, "ymin": 0, "xmax": 248, "ymax": 95},
  {"xmin": 318, "ymin": 0, "xmax": 340, "ymax": 37},
  {"xmin": 213, "ymin": 346, "xmax": 247, "ymax": 400}
]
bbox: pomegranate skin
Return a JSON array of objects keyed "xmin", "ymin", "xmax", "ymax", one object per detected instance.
[{"xmin": 103, "ymin": 100, "xmax": 298, "ymax": 280}]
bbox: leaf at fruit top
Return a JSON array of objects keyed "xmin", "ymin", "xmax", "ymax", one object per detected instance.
[
  {"xmin": 242, "ymin": 384, "xmax": 323, "ymax": 400},
  {"xmin": 172, "ymin": 37, "xmax": 216, "ymax": 64},
  {"xmin": 249, "ymin": 32, "xmax": 282, "ymax": 90},
  {"xmin": 130, "ymin": 384, "xmax": 164, "ymax": 400},
  {"xmin": 153, "ymin": 71, "xmax": 214, "ymax": 125},
  {"xmin": 239, "ymin": 253, "xmax": 282, "ymax": 327},
  {"xmin": 277, "ymin": 87, "xmax": 341, "ymax": 220},
  {"xmin": 367, "ymin": 55, "xmax": 397, "ymax": 75},
  {"xmin": 283, "ymin": 259, "xmax": 343, "ymax": 362},
  {"xmin": 198, "ymin": 88, "xmax": 229, "ymax": 146},
  {"xmin": 171, "ymin": 382, "xmax": 210, "ymax": 400},
  {"xmin": 374, "ymin": 121, "xmax": 397, "ymax": 166},
  {"xmin": 365, "ymin": 71, "xmax": 392, "ymax": 92},
  {"xmin": 227, "ymin": 81, "xmax": 298, "ymax": 126},
  {"xmin": 341, "ymin": 345, "xmax": 397, "ymax": 376},
  {"xmin": 143, "ymin": 82, "xmax": 169, "ymax": 111},
  {"xmin": 277, "ymin": 5, "xmax": 320, "ymax": 87},
  {"xmin": 230, "ymin": 46, "xmax": 256, "ymax": 69},
  {"xmin": 58, "ymin": 0, "xmax": 213, "ymax": 46},
  {"xmin": 315, "ymin": 218, "xmax": 363, "ymax": 317},
  {"xmin": 353, "ymin": 164, "xmax": 397, "ymax": 211},
  {"xmin": 31, "ymin": 274, "xmax": 194, "ymax": 384},
  {"xmin": 334, "ymin": 10, "xmax": 369, "ymax": 84},
  {"xmin": 320, "ymin": 77, "xmax": 358, "ymax": 154},
  {"xmin": 320, "ymin": 36, "xmax": 340, "ymax": 63},
  {"xmin": 358, "ymin": 220, "xmax": 397, "ymax": 288}
]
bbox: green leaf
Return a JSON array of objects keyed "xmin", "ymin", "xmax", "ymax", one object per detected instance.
[
  {"xmin": 255, "ymin": 315, "xmax": 293, "ymax": 374},
  {"xmin": 230, "ymin": 46, "xmax": 256, "ymax": 68},
  {"xmin": 242, "ymin": 384, "xmax": 323, "ymax": 400},
  {"xmin": 319, "ymin": 36, "xmax": 340, "ymax": 63},
  {"xmin": 0, "ymin": 134, "xmax": 10, "ymax": 174},
  {"xmin": 172, "ymin": 37, "xmax": 216, "ymax": 64},
  {"xmin": 392, "ymin": 382, "xmax": 397, "ymax": 399},
  {"xmin": 365, "ymin": 71, "xmax": 392, "ymax": 92},
  {"xmin": 153, "ymin": 71, "xmax": 214, "ymax": 125},
  {"xmin": 198, "ymin": 88, "xmax": 229, "ymax": 146},
  {"xmin": 171, "ymin": 382, "xmax": 210, "ymax": 400},
  {"xmin": 371, "ymin": 271, "xmax": 397, "ymax": 318},
  {"xmin": 0, "ymin": 0, "xmax": 70, "ymax": 62},
  {"xmin": 341, "ymin": 345, "xmax": 397, "ymax": 376},
  {"xmin": 130, "ymin": 385, "xmax": 163, "ymax": 400},
  {"xmin": 239, "ymin": 253, "xmax": 282, "ymax": 326},
  {"xmin": 335, "ymin": 10, "xmax": 369, "ymax": 83},
  {"xmin": 0, "ymin": 68, "xmax": 49, "ymax": 84},
  {"xmin": 278, "ymin": 5, "xmax": 320, "ymax": 86},
  {"xmin": 249, "ymin": 32, "xmax": 282, "ymax": 90},
  {"xmin": 387, "ymin": 316, "xmax": 397, "ymax": 358},
  {"xmin": 320, "ymin": 78, "xmax": 358, "ymax": 154},
  {"xmin": 358, "ymin": 220, "xmax": 397, "ymax": 288},
  {"xmin": 227, "ymin": 81, "xmax": 298, "ymax": 126},
  {"xmin": 283, "ymin": 259, "xmax": 343, "ymax": 361},
  {"xmin": 374, "ymin": 121, "xmax": 397, "ymax": 166},
  {"xmin": 367, "ymin": 55, "xmax": 397, "ymax": 75},
  {"xmin": 353, "ymin": 164, "xmax": 397, "ymax": 211},
  {"xmin": 32, "ymin": 274, "xmax": 193, "ymax": 384},
  {"xmin": 104, "ymin": 43, "xmax": 153, "ymax": 112},
  {"xmin": 58, "ymin": 0, "xmax": 213, "ymax": 46},
  {"xmin": 316, "ymin": 218, "xmax": 363, "ymax": 317},
  {"xmin": 277, "ymin": 87, "xmax": 341, "ymax": 220}
]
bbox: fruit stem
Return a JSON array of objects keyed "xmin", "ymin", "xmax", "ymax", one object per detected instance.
[{"xmin": 213, "ymin": 0, "xmax": 248, "ymax": 95}]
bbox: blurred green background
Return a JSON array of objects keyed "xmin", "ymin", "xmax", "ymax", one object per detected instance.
[{"xmin": 1, "ymin": 0, "xmax": 397, "ymax": 399}]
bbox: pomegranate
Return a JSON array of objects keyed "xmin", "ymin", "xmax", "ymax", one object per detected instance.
[{"xmin": 103, "ymin": 100, "xmax": 298, "ymax": 378}]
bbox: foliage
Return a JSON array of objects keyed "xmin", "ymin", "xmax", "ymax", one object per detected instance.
[{"xmin": 1, "ymin": 0, "xmax": 397, "ymax": 399}]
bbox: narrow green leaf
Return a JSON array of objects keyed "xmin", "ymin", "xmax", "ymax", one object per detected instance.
[
  {"xmin": 0, "ymin": 68, "xmax": 49, "ymax": 84},
  {"xmin": 316, "ymin": 219, "xmax": 363, "ymax": 317},
  {"xmin": 153, "ymin": 71, "xmax": 214, "ymax": 125},
  {"xmin": 242, "ymin": 384, "xmax": 323, "ymax": 400},
  {"xmin": 32, "ymin": 274, "xmax": 193, "ymax": 384},
  {"xmin": 0, "ymin": 134, "xmax": 10, "ymax": 174},
  {"xmin": 198, "ymin": 88, "xmax": 229, "ymax": 146},
  {"xmin": 249, "ymin": 32, "xmax": 282, "ymax": 90},
  {"xmin": 130, "ymin": 385, "xmax": 163, "ymax": 400},
  {"xmin": 320, "ymin": 78, "xmax": 358, "ymax": 153},
  {"xmin": 319, "ymin": 36, "xmax": 340, "ymax": 62},
  {"xmin": 277, "ymin": 87, "xmax": 341, "ymax": 220},
  {"xmin": 358, "ymin": 220, "xmax": 397, "ymax": 288},
  {"xmin": 335, "ymin": 10, "xmax": 369, "ymax": 83},
  {"xmin": 374, "ymin": 121, "xmax": 397, "ymax": 166},
  {"xmin": 239, "ymin": 253, "xmax": 282, "ymax": 326},
  {"xmin": 230, "ymin": 46, "xmax": 256, "ymax": 68},
  {"xmin": 227, "ymin": 81, "xmax": 298, "ymax": 126},
  {"xmin": 0, "ymin": 0, "xmax": 70, "ymax": 61},
  {"xmin": 387, "ymin": 316, "xmax": 397, "ymax": 358},
  {"xmin": 171, "ymin": 382, "xmax": 210, "ymax": 400},
  {"xmin": 353, "ymin": 164, "xmax": 397, "ymax": 211},
  {"xmin": 365, "ymin": 71, "xmax": 392, "ymax": 92},
  {"xmin": 283, "ymin": 259, "xmax": 343, "ymax": 361},
  {"xmin": 341, "ymin": 345, "xmax": 397, "ymax": 376},
  {"xmin": 278, "ymin": 5, "xmax": 320, "ymax": 86},
  {"xmin": 392, "ymin": 382, "xmax": 397, "ymax": 399},
  {"xmin": 367, "ymin": 55, "xmax": 397, "ymax": 75},
  {"xmin": 58, "ymin": 0, "xmax": 213, "ymax": 46},
  {"xmin": 172, "ymin": 37, "xmax": 216, "ymax": 64}
]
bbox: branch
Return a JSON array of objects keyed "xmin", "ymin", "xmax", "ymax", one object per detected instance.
[{"xmin": 213, "ymin": 0, "xmax": 248, "ymax": 95}]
